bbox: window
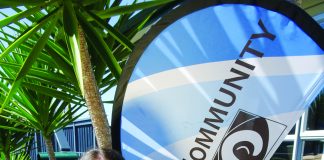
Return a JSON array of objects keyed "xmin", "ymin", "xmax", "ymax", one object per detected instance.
[
  {"xmin": 303, "ymin": 141, "xmax": 324, "ymax": 158},
  {"xmin": 306, "ymin": 96, "xmax": 324, "ymax": 130},
  {"xmin": 272, "ymin": 141, "xmax": 294, "ymax": 160},
  {"xmin": 272, "ymin": 91, "xmax": 324, "ymax": 160}
]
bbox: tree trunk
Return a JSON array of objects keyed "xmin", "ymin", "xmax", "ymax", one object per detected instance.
[
  {"xmin": 44, "ymin": 136, "xmax": 56, "ymax": 160},
  {"xmin": 3, "ymin": 133, "xmax": 10, "ymax": 160},
  {"xmin": 4, "ymin": 151, "xmax": 10, "ymax": 160},
  {"xmin": 78, "ymin": 26, "xmax": 112, "ymax": 150}
]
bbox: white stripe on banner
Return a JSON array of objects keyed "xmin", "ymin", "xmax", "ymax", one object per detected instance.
[
  {"xmin": 121, "ymin": 117, "xmax": 179, "ymax": 160},
  {"xmin": 125, "ymin": 55, "xmax": 324, "ymax": 101}
]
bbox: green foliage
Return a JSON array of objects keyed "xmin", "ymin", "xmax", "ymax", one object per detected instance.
[
  {"xmin": 0, "ymin": 0, "xmax": 182, "ymax": 157},
  {"xmin": 0, "ymin": 113, "xmax": 33, "ymax": 160},
  {"xmin": 302, "ymin": 0, "xmax": 324, "ymax": 16},
  {"xmin": 10, "ymin": 152, "xmax": 31, "ymax": 160}
]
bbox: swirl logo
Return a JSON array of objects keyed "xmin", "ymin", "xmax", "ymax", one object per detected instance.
[{"xmin": 214, "ymin": 110, "xmax": 286, "ymax": 160}]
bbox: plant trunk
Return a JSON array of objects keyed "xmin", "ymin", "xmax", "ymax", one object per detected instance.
[
  {"xmin": 78, "ymin": 26, "xmax": 112, "ymax": 150},
  {"xmin": 4, "ymin": 151, "xmax": 10, "ymax": 160},
  {"xmin": 3, "ymin": 133, "xmax": 10, "ymax": 160},
  {"xmin": 44, "ymin": 136, "xmax": 56, "ymax": 160}
]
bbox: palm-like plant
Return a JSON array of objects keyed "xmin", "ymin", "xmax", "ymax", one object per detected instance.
[
  {"xmin": 0, "ymin": 115, "xmax": 33, "ymax": 160},
  {"xmin": 0, "ymin": 86, "xmax": 84, "ymax": 160},
  {"xmin": 0, "ymin": 0, "xmax": 181, "ymax": 156},
  {"xmin": 8, "ymin": 91, "xmax": 84, "ymax": 160},
  {"xmin": 0, "ymin": 39, "xmax": 84, "ymax": 160},
  {"xmin": 8, "ymin": 152, "xmax": 31, "ymax": 160},
  {"xmin": 0, "ymin": 49, "xmax": 34, "ymax": 160}
]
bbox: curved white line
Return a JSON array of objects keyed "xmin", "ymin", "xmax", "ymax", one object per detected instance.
[
  {"xmin": 125, "ymin": 55, "xmax": 324, "ymax": 101},
  {"xmin": 236, "ymin": 146, "xmax": 250, "ymax": 155}
]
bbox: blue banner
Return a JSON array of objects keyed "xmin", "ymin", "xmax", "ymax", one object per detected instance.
[{"xmin": 112, "ymin": 0, "xmax": 324, "ymax": 160}]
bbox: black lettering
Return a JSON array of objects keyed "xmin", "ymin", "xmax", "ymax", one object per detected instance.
[
  {"xmin": 213, "ymin": 87, "xmax": 236, "ymax": 107},
  {"xmin": 239, "ymin": 40, "xmax": 264, "ymax": 58},
  {"xmin": 190, "ymin": 19, "xmax": 276, "ymax": 159},
  {"xmin": 235, "ymin": 59, "xmax": 255, "ymax": 70},
  {"xmin": 190, "ymin": 147, "xmax": 206, "ymax": 160},
  {"xmin": 250, "ymin": 19, "xmax": 276, "ymax": 40},
  {"xmin": 223, "ymin": 68, "xmax": 250, "ymax": 90},
  {"xmin": 204, "ymin": 107, "xmax": 228, "ymax": 130},
  {"xmin": 195, "ymin": 128, "xmax": 217, "ymax": 149}
]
